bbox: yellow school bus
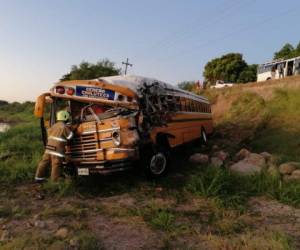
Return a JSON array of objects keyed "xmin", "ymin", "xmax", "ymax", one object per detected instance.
[{"xmin": 35, "ymin": 75, "xmax": 213, "ymax": 178}]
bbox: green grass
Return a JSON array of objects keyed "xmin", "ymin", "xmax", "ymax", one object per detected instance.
[
  {"xmin": 0, "ymin": 102, "xmax": 43, "ymax": 184},
  {"xmin": 250, "ymin": 89, "xmax": 300, "ymax": 162},
  {"xmin": 0, "ymin": 229, "xmax": 102, "ymax": 250},
  {"xmin": 213, "ymin": 88, "xmax": 300, "ymax": 162},
  {"xmin": 0, "ymin": 123, "xmax": 43, "ymax": 184},
  {"xmin": 209, "ymin": 230, "xmax": 294, "ymax": 250},
  {"xmin": 186, "ymin": 167, "xmax": 300, "ymax": 209}
]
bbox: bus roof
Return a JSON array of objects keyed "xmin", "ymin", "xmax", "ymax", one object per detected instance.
[
  {"xmin": 98, "ymin": 75, "xmax": 209, "ymax": 103},
  {"xmin": 260, "ymin": 56, "xmax": 300, "ymax": 66}
]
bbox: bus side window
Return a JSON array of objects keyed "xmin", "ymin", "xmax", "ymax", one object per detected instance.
[
  {"xmin": 175, "ymin": 96, "xmax": 181, "ymax": 111},
  {"xmin": 180, "ymin": 97, "xmax": 185, "ymax": 111},
  {"xmin": 185, "ymin": 99, "xmax": 189, "ymax": 112},
  {"xmin": 187, "ymin": 100, "xmax": 192, "ymax": 112},
  {"xmin": 190, "ymin": 101, "xmax": 194, "ymax": 112}
]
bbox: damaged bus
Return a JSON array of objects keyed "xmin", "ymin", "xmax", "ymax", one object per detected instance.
[{"xmin": 34, "ymin": 75, "xmax": 213, "ymax": 178}]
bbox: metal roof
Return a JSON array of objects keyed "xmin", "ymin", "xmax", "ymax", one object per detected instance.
[{"xmin": 99, "ymin": 75, "xmax": 209, "ymax": 103}]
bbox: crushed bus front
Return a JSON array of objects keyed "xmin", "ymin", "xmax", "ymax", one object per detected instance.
[
  {"xmin": 35, "ymin": 79, "xmax": 141, "ymax": 176},
  {"xmin": 66, "ymin": 109, "xmax": 140, "ymax": 175}
]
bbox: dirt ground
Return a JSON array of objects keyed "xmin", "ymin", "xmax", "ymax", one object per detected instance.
[{"xmin": 0, "ymin": 174, "xmax": 299, "ymax": 250}]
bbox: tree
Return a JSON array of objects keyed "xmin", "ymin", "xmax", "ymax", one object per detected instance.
[
  {"xmin": 0, "ymin": 100, "xmax": 8, "ymax": 106},
  {"xmin": 178, "ymin": 81, "xmax": 196, "ymax": 92},
  {"xmin": 273, "ymin": 43, "xmax": 294, "ymax": 60},
  {"xmin": 237, "ymin": 64, "xmax": 258, "ymax": 83},
  {"xmin": 61, "ymin": 59, "xmax": 121, "ymax": 81},
  {"xmin": 203, "ymin": 53, "xmax": 250, "ymax": 84}
]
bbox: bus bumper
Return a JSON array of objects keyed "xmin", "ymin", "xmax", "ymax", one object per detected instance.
[{"xmin": 78, "ymin": 159, "xmax": 134, "ymax": 175}]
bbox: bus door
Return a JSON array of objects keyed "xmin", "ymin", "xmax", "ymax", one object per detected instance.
[{"xmin": 287, "ymin": 60, "xmax": 294, "ymax": 76}]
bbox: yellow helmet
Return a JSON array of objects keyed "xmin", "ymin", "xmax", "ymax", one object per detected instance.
[{"xmin": 56, "ymin": 110, "xmax": 70, "ymax": 121}]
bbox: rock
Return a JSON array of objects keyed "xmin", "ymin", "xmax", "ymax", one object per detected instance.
[
  {"xmin": 69, "ymin": 238, "xmax": 79, "ymax": 248},
  {"xmin": 243, "ymin": 153, "xmax": 266, "ymax": 168},
  {"xmin": 214, "ymin": 150, "xmax": 229, "ymax": 161},
  {"xmin": 55, "ymin": 227, "xmax": 69, "ymax": 239},
  {"xmin": 260, "ymin": 152, "xmax": 277, "ymax": 164},
  {"xmin": 0, "ymin": 153, "xmax": 12, "ymax": 161},
  {"xmin": 267, "ymin": 165, "xmax": 279, "ymax": 177},
  {"xmin": 155, "ymin": 187, "xmax": 163, "ymax": 193},
  {"xmin": 235, "ymin": 148, "xmax": 251, "ymax": 161},
  {"xmin": 34, "ymin": 220, "xmax": 46, "ymax": 229},
  {"xmin": 0, "ymin": 230, "xmax": 10, "ymax": 242},
  {"xmin": 283, "ymin": 175, "xmax": 300, "ymax": 182},
  {"xmin": 189, "ymin": 153, "xmax": 209, "ymax": 164},
  {"xmin": 279, "ymin": 162, "xmax": 300, "ymax": 175},
  {"xmin": 260, "ymin": 152, "xmax": 272, "ymax": 160},
  {"xmin": 230, "ymin": 161, "xmax": 261, "ymax": 176},
  {"xmin": 291, "ymin": 169, "xmax": 300, "ymax": 177},
  {"xmin": 210, "ymin": 157, "xmax": 223, "ymax": 167},
  {"xmin": 33, "ymin": 214, "xmax": 41, "ymax": 220}
]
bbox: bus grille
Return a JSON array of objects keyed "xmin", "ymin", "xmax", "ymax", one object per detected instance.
[{"xmin": 69, "ymin": 133, "xmax": 98, "ymax": 161}]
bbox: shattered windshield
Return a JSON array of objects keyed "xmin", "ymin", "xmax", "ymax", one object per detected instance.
[{"xmin": 70, "ymin": 101, "xmax": 134, "ymax": 123}]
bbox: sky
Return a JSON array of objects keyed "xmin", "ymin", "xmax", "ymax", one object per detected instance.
[{"xmin": 0, "ymin": 0, "xmax": 299, "ymax": 102}]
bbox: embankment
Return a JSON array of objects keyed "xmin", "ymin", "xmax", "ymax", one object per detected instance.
[{"xmin": 207, "ymin": 75, "xmax": 300, "ymax": 162}]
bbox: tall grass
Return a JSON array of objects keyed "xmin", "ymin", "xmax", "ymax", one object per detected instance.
[
  {"xmin": 251, "ymin": 89, "xmax": 300, "ymax": 162},
  {"xmin": 0, "ymin": 102, "xmax": 43, "ymax": 184},
  {"xmin": 214, "ymin": 88, "xmax": 300, "ymax": 162},
  {"xmin": 0, "ymin": 124, "xmax": 43, "ymax": 184},
  {"xmin": 186, "ymin": 167, "xmax": 300, "ymax": 209}
]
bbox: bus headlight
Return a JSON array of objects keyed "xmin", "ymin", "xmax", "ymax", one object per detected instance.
[{"xmin": 112, "ymin": 131, "xmax": 121, "ymax": 146}]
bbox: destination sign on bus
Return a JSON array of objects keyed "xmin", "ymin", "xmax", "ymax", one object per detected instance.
[{"xmin": 76, "ymin": 86, "xmax": 115, "ymax": 100}]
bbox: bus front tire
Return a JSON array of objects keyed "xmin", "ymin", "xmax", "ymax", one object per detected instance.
[{"xmin": 143, "ymin": 146, "xmax": 170, "ymax": 179}]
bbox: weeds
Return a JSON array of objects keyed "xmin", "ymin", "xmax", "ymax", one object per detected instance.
[
  {"xmin": 42, "ymin": 180, "xmax": 77, "ymax": 197},
  {"xmin": 186, "ymin": 167, "xmax": 300, "ymax": 209},
  {"xmin": 209, "ymin": 230, "xmax": 294, "ymax": 250}
]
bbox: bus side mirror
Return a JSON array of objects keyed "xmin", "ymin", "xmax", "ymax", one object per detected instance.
[{"xmin": 34, "ymin": 93, "xmax": 50, "ymax": 118}]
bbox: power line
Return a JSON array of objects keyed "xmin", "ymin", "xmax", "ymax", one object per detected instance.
[
  {"xmin": 132, "ymin": 0, "xmax": 250, "ymax": 60},
  {"xmin": 154, "ymin": 5, "xmax": 299, "ymax": 63}
]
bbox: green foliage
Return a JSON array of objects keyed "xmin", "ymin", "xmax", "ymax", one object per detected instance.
[
  {"xmin": 0, "ymin": 102, "xmax": 43, "ymax": 184},
  {"xmin": 0, "ymin": 101, "xmax": 34, "ymax": 123},
  {"xmin": 238, "ymin": 64, "xmax": 258, "ymax": 83},
  {"xmin": 61, "ymin": 59, "xmax": 121, "ymax": 81},
  {"xmin": 273, "ymin": 41, "xmax": 300, "ymax": 60},
  {"xmin": 0, "ymin": 100, "xmax": 9, "ymax": 106},
  {"xmin": 42, "ymin": 180, "xmax": 77, "ymax": 197},
  {"xmin": 178, "ymin": 81, "xmax": 196, "ymax": 91},
  {"xmin": 76, "ymin": 231, "xmax": 104, "ymax": 250},
  {"xmin": 203, "ymin": 53, "xmax": 257, "ymax": 84},
  {"xmin": 150, "ymin": 209, "xmax": 176, "ymax": 231}
]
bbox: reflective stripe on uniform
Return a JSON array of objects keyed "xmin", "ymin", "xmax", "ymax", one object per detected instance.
[
  {"xmin": 48, "ymin": 136, "xmax": 67, "ymax": 142},
  {"xmin": 45, "ymin": 150, "xmax": 65, "ymax": 158},
  {"xmin": 66, "ymin": 131, "xmax": 73, "ymax": 140}
]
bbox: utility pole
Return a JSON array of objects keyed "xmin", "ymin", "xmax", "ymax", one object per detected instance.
[{"xmin": 122, "ymin": 58, "xmax": 133, "ymax": 75}]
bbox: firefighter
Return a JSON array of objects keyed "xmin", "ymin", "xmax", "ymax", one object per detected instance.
[{"xmin": 35, "ymin": 110, "xmax": 74, "ymax": 182}]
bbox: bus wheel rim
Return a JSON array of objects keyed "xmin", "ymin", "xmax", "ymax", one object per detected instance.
[{"xmin": 150, "ymin": 153, "xmax": 166, "ymax": 175}]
